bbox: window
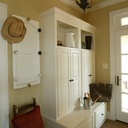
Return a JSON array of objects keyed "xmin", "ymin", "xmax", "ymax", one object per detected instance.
[{"xmin": 121, "ymin": 17, "xmax": 128, "ymax": 26}]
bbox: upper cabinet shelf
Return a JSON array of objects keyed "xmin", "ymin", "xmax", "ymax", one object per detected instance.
[
  {"xmin": 81, "ymin": 30, "xmax": 94, "ymax": 50},
  {"xmin": 40, "ymin": 7, "xmax": 96, "ymax": 50},
  {"xmin": 57, "ymin": 21, "xmax": 78, "ymax": 48}
]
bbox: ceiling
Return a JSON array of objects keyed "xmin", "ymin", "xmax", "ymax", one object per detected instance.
[
  {"xmin": 60, "ymin": 0, "xmax": 127, "ymax": 13},
  {"xmin": 73, "ymin": 0, "xmax": 105, "ymax": 5}
]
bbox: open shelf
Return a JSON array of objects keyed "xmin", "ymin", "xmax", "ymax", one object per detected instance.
[
  {"xmin": 57, "ymin": 21, "xmax": 78, "ymax": 48},
  {"xmin": 81, "ymin": 30, "xmax": 93, "ymax": 50}
]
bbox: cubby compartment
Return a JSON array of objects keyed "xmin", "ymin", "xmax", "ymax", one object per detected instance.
[
  {"xmin": 57, "ymin": 21, "xmax": 78, "ymax": 48},
  {"xmin": 81, "ymin": 30, "xmax": 93, "ymax": 50}
]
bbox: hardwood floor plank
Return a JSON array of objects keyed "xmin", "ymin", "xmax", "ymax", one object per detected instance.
[{"xmin": 101, "ymin": 119, "xmax": 128, "ymax": 128}]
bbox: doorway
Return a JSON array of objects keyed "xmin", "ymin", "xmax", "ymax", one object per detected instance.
[
  {"xmin": 115, "ymin": 29, "xmax": 128, "ymax": 123},
  {"xmin": 110, "ymin": 7, "xmax": 128, "ymax": 123}
]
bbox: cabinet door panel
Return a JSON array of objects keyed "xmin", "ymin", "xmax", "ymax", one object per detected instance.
[
  {"xmin": 58, "ymin": 49, "xmax": 71, "ymax": 117},
  {"xmin": 71, "ymin": 50, "xmax": 81, "ymax": 109},
  {"xmin": 71, "ymin": 80, "xmax": 79, "ymax": 109},
  {"xmin": 60, "ymin": 82, "xmax": 70, "ymax": 114},
  {"xmin": 81, "ymin": 50, "xmax": 95, "ymax": 96},
  {"xmin": 59, "ymin": 50, "xmax": 70, "ymax": 80},
  {"xmin": 71, "ymin": 50, "xmax": 80, "ymax": 78},
  {"xmin": 89, "ymin": 51, "xmax": 95, "ymax": 84},
  {"xmin": 81, "ymin": 50, "xmax": 90, "ymax": 95}
]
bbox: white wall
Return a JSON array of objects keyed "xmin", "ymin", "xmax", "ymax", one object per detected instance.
[{"xmin": 0, "ymin": 2, "xmax": 9, "ymax": 128}]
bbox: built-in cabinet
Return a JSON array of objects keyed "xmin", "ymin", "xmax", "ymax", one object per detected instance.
[{"xmin": 40, "ymin": 7, "xmax": 96, "ymax": 126}]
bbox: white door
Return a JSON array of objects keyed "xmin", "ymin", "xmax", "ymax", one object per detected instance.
[{"xmin": 115, "ymin": 29, "xmax": 128, "ymax": 123}]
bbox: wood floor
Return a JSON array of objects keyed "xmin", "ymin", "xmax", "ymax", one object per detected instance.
[{"xmin": 101, "ymin": 119, "xmax": 128, "ymax": 128}]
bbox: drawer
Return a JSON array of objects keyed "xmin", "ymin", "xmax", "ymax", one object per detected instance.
[{"xmin": 94, "ymin": 103, "xmax": 106, "ymax": 128}]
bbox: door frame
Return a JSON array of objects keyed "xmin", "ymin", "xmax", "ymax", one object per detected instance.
[{"xmin": 109, "ymin": 7, "xmax": 128, "ymax": 120}]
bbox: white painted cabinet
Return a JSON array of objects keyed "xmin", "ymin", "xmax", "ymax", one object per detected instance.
[
  {"xmin": 57, "ymin": 47, "xmax": 81, "ymax": 118},
  {"xmin": 81, "ymin": 50, "xmax": 95, "ymax": 96},
  {"xmin": 40, "ymin": 7, "xmax": 96, "ymax": 124},
  {"xmin": 55, "ymin": 102, "xmax": 106, "ymax": 128}
]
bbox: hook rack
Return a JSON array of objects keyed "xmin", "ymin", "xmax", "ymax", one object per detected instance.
[{"xmin": 26, "ymin": 17, "xmax": 41, "ymax": 32}]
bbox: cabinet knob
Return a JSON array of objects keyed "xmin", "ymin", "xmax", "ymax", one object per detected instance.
[
  {"xmin": 89, "ymin": 74, "xmax": 92, "ymax": 77},
  {"xmin": 69, "ymin": 79, "xmax": 74, "ymax": 82},
  {"xmin": 69, "ymin": 80, "xmax": 72, "ymax": 82},
  {"xmin": 28, "ymin": 83, "xmax": 31, "ymax": 87},
  {"xmin": 101, "ymin": 113, "xmax": 104, "ymax": 115}
]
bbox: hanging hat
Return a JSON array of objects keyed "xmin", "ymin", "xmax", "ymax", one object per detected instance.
[{"xmin": 1, "ymin": 16, "xmax": 26, "ymax": 44}]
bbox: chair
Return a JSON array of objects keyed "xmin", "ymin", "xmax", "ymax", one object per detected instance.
[
  {"xmin": 11, "ymin": 98, "xmax": 44, "ymax": 128},
  {"xmin": 13, "ymin": 98, "xmax": 36, "ymax": 117}
]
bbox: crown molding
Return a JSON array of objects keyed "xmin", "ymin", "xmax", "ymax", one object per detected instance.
[
  {"xmin": 60, "ymin": 0, "xmax": 83, "ymax": 13},
  {"xmin": 60, "ymin": 0, "xmax": 127, "ymax": 13}
]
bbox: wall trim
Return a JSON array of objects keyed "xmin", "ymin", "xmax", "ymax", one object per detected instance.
[{"xmin": 60, "ymin": 0, "xmax": 127, "ymax": 13}]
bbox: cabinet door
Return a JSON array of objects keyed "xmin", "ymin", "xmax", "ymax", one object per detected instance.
[
  {"xmin": 71, "ymin": 50, "xmax": 81, "ymax": 109},
  {"xmin": 89, "ymin": 51, "xmax": 95, "ymax": 84},
  {"xmin": 81, "ymin": 50, "xmax": 95, "ymax": 96},
  {"xmin": 57, "ymin": 49, "xmax": 71, "ymax": 117},
  {"xmin": 57, "ymin": 48, "xmax": 81, "ymax": 118}
]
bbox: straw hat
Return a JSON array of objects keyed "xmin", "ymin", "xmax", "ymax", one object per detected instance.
[{"xmin": 1, "ymin": 16, "xmax": 26, "ymax": 43}]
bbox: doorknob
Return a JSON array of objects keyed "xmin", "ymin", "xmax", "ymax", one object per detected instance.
[{"xmin": 117, "ymin": 76, "xmax": 121, "ymax": 86}]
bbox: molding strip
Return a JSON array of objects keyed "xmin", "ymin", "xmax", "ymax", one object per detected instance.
[{"xmin": 60, "ymin": 0, "xmax": 127, "ymax": 13}]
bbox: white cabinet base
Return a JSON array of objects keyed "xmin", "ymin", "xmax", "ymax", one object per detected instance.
[{"xmin": 43, "ymin": 102, "xmax": 107, "ymax": 128}]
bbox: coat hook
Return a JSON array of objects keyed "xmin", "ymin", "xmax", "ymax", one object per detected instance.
[
  {"xmin": 26, "ymin": 17, "xmax": 30, "ymax": 21},
  {"xmin": 28, "ymin": 83, "xmax": 31, "ymax": 87},
  {"xmin": 38, "ymin": 51, "xmax": 42, "ymax": 55},
  {"xmin": 38, "ymin": 28, "xmax": 41, "ymax": 32}
]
